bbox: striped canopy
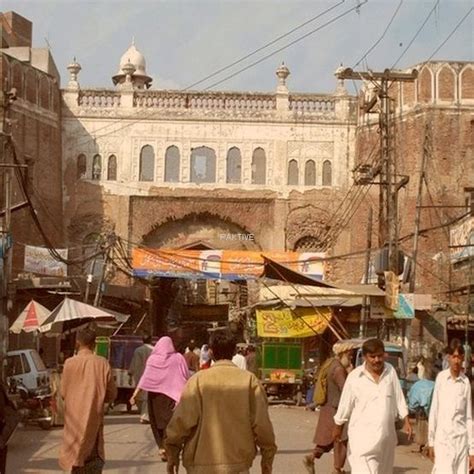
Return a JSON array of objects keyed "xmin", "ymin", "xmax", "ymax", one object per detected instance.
[
  {"xmin": 39, "ymin": 297, "xmax": 129, "ymax": 336},
  {"xmin": 10, "ymin": 300, "xmax": 51, "ymax": 334}
]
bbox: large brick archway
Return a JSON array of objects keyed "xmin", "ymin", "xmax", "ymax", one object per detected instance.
[
  {"xmin": 142, "ymin": 211, "xmax": 261, "ymax": 250},
  {"xmin": 129, "ymin": 195, "xmax": 278, "ymax": 250}
]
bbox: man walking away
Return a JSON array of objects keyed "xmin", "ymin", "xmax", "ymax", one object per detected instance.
[
  {"xmin": 166, "ymin": 329, "xmax": 277, "ymax": 474},
  {"xmin": 59, "ymin": 329, "xmax": 117, "ymax": 473},
  {"xmin": 128, "ymin": 332, "xmax": 154, "ymax": 423},
  {"xmin": 232, "ymin": 346, "xmax": 247, "ymax": 370},
  {"xmin": 303, "ymin": 347, "xmax": 352, "ymax": 474},
  {"xmin": 333, "ymin": 338, "xmax": 412, "ymax": 474},
  {"xmin": 428, "ymin": 339, "xmax": 474, "ymax": 473},
  {"xmin": 183, "ymin": 341, "xmax": 200, "ymax": 375}
]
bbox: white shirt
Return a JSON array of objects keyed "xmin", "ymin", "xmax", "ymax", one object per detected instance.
[
  {"xmin": 232, "ymin": 353, "xmax": 247, "ymax": 370},
  {"xmin": 334, "ymin": 362, "xmax": 408, "ymax": 458},
  {"xmin": 428, "ymin": 369, "xmax": 474, "ymax": 455}
]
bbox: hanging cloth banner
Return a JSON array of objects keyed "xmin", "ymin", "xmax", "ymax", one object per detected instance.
[
  {"xmin": 132, "ymin": 248, "xmax": 325, "ymax": 281},
  {"xmin": 256, "ymin": 307, "xmax": 332, "ymax": 338}
]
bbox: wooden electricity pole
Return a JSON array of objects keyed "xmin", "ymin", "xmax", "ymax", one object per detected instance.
[{"xmin": 335, "ymin": 68, "xmax": 417, "ymax": 340}]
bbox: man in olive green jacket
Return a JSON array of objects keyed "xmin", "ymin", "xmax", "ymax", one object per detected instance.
[{"xmin": 166, "ymin": 330, "xmax": 277, "ymax": 474}]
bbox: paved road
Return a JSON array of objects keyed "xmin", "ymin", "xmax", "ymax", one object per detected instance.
[{"xmin": 8, "ymin": 405, "xmax": 433, "ymax": 473}]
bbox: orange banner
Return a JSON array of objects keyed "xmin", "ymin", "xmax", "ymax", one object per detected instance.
[{"xmin": 132, "ymin": 248, "xmax": 325, "ymax": 281}]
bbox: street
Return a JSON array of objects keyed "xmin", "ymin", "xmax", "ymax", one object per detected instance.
[{"xmin": 8, "ymin": 405, "xmax": 433, "ymax": 473}]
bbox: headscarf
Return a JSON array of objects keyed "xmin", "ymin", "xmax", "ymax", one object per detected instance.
[
  {"xmin": 138, "ymin": 336, "xmax": 189, "ymax": 403},
  {"xmin": 200, "ymin": 344, "xmax": 210, "ymax": 366}
]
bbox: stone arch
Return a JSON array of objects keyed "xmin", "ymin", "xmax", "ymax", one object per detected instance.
[
  {"xmin": 436, "ymin": 64, "xmax": 456, "ymax": 101},
  {"xmin": 460, "ymin": 65, "xmax": 474, "ymax": 100},
  {"xmin": 142, "ymin": 212, "xmax": 261, "ymax": 250},
  {"xmin": 287, "ymin": 159, "xmax": 298, "ymax": 185},
  {"xmin": 285, "ymin": 205, "xmax": 330, "ymax": 250},
  {"xmin": 164, "ymin": 145, "xmax": 180, "ymax": 182},
  {"xmin": 418, "ymin": 66, "xmax": 433, "ymax": 103},
  {"xmin": 107, "ymin": 155, "xmax": 117, "ymax": 181},
  {"xmin": 322, "ymin": 160, "xmax": 332, "ymax": 186},
  {"xmin": 293, "ymin": 235, "xmax": 323, "ymax": 251},
  {"xmin": 139, "ymin": 145, "xmax": 155, "ymax": 182}
]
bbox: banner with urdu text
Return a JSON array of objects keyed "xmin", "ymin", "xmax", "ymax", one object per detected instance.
[
  {"xmin": 132, "ymin": 248, "xmax": 325, "ymax": 281},
  {"xmin": 256, "ymin": 307, "xmax": 332, "ymax": 338}
]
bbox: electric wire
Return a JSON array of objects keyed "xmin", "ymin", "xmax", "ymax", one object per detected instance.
[
  {"xmin": 184, "ymin": 0, "xmax": 346, "ymax": 90},
  {"xmin": 74, "ymin": 0, "xmax": 366, "ymax": 148},
  {"xmin": 391, "ymin": 0, "xmax": 441, "ymax": 68},
  {"xmin": 204, "ymin": 1, "xmax": 368, "ymax": 91},
  {"xmin": 426, "ymin": 6, "xmax": 473, "ymax": 62}
]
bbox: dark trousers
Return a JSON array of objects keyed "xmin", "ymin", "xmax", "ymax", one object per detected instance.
[{"xmin": 148, "ymin": 392, "xmax": 175, "ymax": 450}]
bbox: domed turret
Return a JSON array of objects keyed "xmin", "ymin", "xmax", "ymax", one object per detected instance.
[{"xmin": 112, "ymin": 39, "xmax": 152, "ymax": 89}]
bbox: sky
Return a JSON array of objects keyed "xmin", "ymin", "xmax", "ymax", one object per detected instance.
[{"xmin": 2, "ymin": 0, "xmax": 473, "ymax": 93}]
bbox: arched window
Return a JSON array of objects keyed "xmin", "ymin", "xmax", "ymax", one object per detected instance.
[
  {"xmin": 304, "ymin": 160, "xmax": 316, "ymax": 186},
  {"xmin": 107, "ymin": 155, "xmax": 117, "ymax": 181},
  {"xmin": 322, "ymin": 160, "xmax": 332, "ymax": 186},
  {"xmin": 287, "ymin": 160, "xmax": 298, "ymax": 185},
  {"xmin": 77, "ymin": 154, "xmax": 87, "ymax": 179},
  {"xmin": 191, "ymin": 146, "xmax": 216, "ymax": 183},
  {"xmin": 92, "ymin": 154, "xmax": 101, "ymax": 180},
  {"xmin": 251, "ymin": 148, "xmax": 266, "ymax": 184},
  {"xmin": 226, "ymin": 147, "xmax": 241, "ymax": 184},
  {"xmin": 139, "ymin": 145, "xmax": 155, "ymax": 182},
  {"xmin": 164, "ymin": 146, "xmax": 180, "ymax": 182}
]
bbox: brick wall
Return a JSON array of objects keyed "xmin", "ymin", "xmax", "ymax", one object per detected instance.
[{"xmin": 0, "ymin": 53, "xmax": 63, "ymax": 275}]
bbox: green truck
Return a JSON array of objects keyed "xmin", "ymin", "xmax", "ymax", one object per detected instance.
[{"xmin": 258, "ymin": 341, "xmax": 304, "ymax": 404}]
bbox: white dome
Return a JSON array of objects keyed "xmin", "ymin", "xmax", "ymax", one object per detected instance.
[
  {"xmin": 112, "ymin": 40, "xmax": 152, "ymax": 88},
  {"xmin": 117, "ymin": 43, "xmax": 147, "ymax": 76}
]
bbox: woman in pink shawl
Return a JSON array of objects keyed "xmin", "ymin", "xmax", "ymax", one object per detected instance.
[{"xmin": 130, "ymin": 336, "xmax": 188, "ymax": 461}]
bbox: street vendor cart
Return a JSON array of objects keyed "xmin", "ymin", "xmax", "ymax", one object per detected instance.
[{"xmin": 258, "ymin": 340, "xmax": 304, "ymax": 404}]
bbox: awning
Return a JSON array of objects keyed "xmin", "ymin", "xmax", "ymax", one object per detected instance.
[{"xmin": 39, "ymin": 297, "xmax": 129, "ymax": 336}]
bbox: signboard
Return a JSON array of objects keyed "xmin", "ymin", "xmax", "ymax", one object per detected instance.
[
  {"xmin": 255, "ymin": 307, "xmax": 331, "ymax": 338},
  {"xmin": 181, "ymin": 304, "xmax": 229, "ymax": 322},
  {"xmin": 133, "ymin": 248, "xmax": 326, "ymax": 281},
  {"xmin": 450, "ymin": 216, "xmax": 474, "ymax": 263},
  {"xmin": 370, "ymin": 294, "xmax": 414, "ymax": 319},
  {"xmin": 384, "ymin": 271, "xmax": 399, "ymax": 310},
  {"xmin": 24, "ymin": 245, "xmax": 68, "ymax": 277}
]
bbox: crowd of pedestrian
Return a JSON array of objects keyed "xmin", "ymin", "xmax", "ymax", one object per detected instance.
[{"xmin": 52, "ymin": 330, "xmax": 473, "ymax": 474}]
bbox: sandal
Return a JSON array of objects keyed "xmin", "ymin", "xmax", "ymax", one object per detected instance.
[{"xmin": 159, "ymin": 448, "xmax": 168, "ymax": 462}]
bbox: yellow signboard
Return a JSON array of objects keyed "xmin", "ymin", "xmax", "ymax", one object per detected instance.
[{"xmin": 256, "ymin": 307, "xmax": 332, "ymax": 338}]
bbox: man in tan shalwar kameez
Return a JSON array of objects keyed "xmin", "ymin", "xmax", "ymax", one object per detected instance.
[{"xmin": 59, "ymin": 329, "xmax": 117, "ymax": 473}]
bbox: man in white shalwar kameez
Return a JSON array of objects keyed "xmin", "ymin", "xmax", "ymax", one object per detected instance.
[
  {"xmin": 333, "ymin": 338, "xmax": 412, "ymax": 474},
  {"xmin": 428, "ymin": 339, "xmax": 474, "ymax": 474}
]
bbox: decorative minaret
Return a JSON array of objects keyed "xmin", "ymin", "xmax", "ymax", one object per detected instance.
[
  {"xmin": 66, "ymin": 57, "xmax": 81, "ymax": 90},
  {"xmin": 275, "ymin": 62, "xmax": 290, "ymax": 112}
]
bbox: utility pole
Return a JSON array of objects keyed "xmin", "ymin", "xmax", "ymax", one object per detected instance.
[
  {"xmin": 359, "ymin": 207, "xmax": 373, "ymax": 338},
  {"xmin": 335, "ymin": 67, "xmax": 417, "ymax": 343},
  {"xmin": 0, "ymin": 85, "xmax": 17, "ymax": 373},
  {"xmin": 409, "ymin": 122, "xmax": 431, "ymax": 349}
]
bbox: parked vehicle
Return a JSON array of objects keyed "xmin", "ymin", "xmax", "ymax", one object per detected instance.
[
  {"xmin": 258, "ymin": 341, "xmax": 304, "ymax": 405},
  {"xmin": 8, "ymin": 378, "xmax": 52, "ymax": 430},
  {"xmin": 5, "ymin": 349, "xmax": 50, "ymax": 394}
]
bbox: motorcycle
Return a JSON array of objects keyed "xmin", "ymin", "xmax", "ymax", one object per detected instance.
[{"xmin": 8, "ymin": 378, "xmax": 53, "ymax": 430}]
